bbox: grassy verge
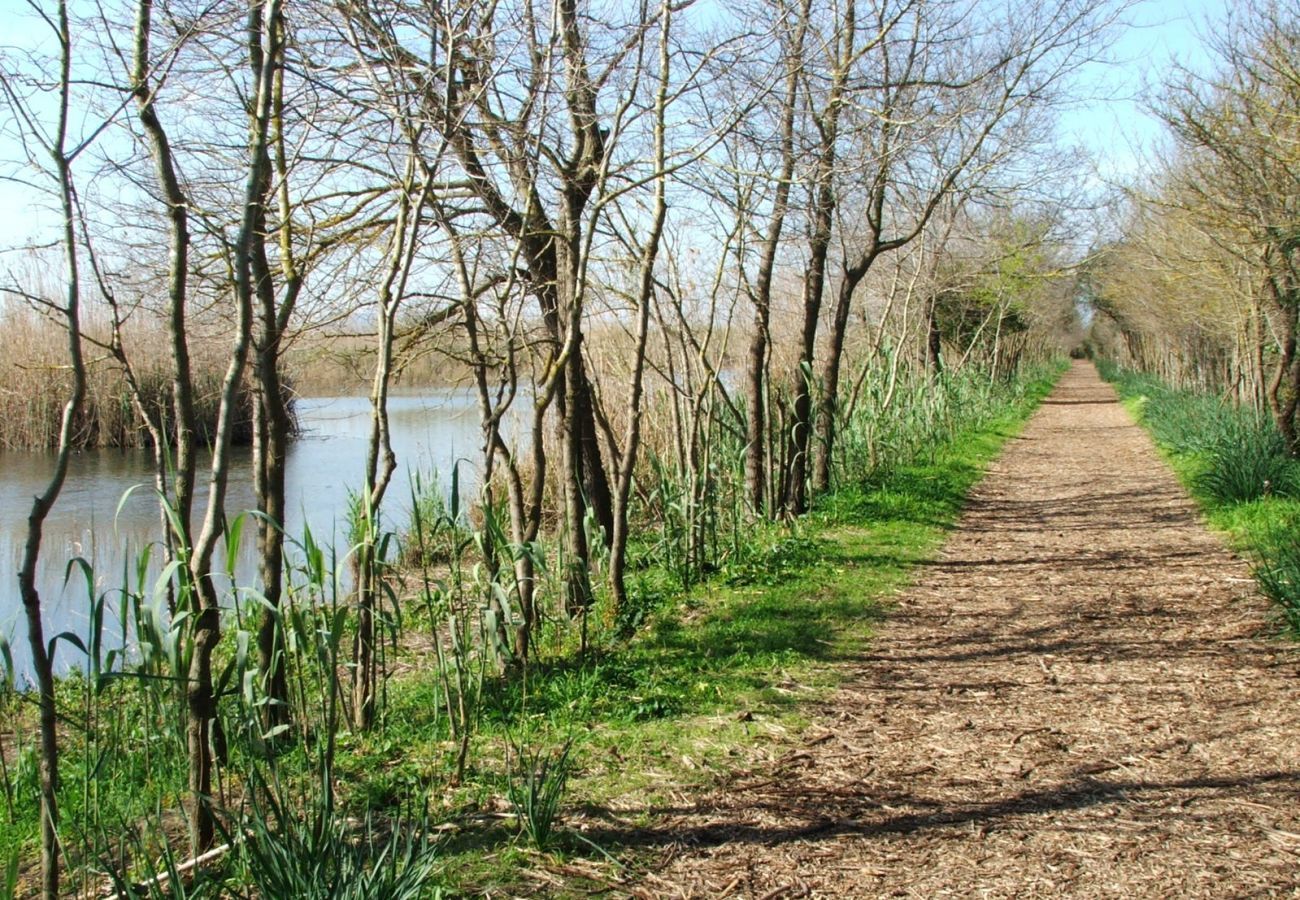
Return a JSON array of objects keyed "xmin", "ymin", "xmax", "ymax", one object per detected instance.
[
  {"xmin": 1099, "ymin": 361, "xmax": 1300, "ymax": 634},
  {"xmin": 350, "ymin": 363, "xmax": 1064, "ymax": 894},
  {"xmin": 0, "ymin": 363, "xmax": 1063, "ymax": 896}
]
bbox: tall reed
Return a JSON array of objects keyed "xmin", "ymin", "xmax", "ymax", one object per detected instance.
[{"xmin": 0, "ymin": 302, "xmax": 284, "ymax": 450}]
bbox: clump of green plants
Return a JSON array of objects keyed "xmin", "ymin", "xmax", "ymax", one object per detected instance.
[
  {"xmin": 504, "ymin": 732, "xmax": 575, "ymax": 851},
  {"xmin": 232, "ymin": 785, "xmax": 443, "ymax": 900},
  {"xmin": 1254, "ymin": 535, "xmax": 1300, "ymax": 635},
  {"xmin": 1195, "ymin": 415, "xmax": 1299, "ymax": 503},
  {"xmin": 403, "ymin": 467, "xmax": 474, "ymax": 568}
]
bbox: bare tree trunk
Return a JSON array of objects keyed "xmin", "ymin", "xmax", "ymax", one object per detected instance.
[
  {"xmin": 787, "ymin": 0, "xmax": 852, "ymax": 509},
  {"xmin": 133, "ymin": 0, "xmax": 195, "ymax": 518},
  {"xmin": 119, "ymin": 0, "xmax": 260, "ymax": 854},
  {"xmin": 926, "ymin": 298, "xmax": 944, "ymax": 373},
  {"xmin": 785, "ymin": 178, "xmax": 833, "ymax": 514},
  {"xmin": 1262, "ymin": 268, "xmax": 1297, "ymax": 445},
  {"xmin": 250, "ymin": 4, "xmax": 299, "ymax": 734},
  {"xmin": 177, "ymin": 0, "xmax": 274, "ymax": 853},
  {"xmin": 251, "ymin": 355, "xmax": 292, "ymax": 730},
  {"xmin": 7, "ymin": 5, "xmax": 93, "ymax": 892},
  {"xmin": 131, "ymin": 0, "xmax": 197, "ymax": 620},
  {"xmin": 814, "ymin": 255, "xmax": 872, "ymax": 495},
  {"xmin": 745, "ymin": 0, "xmax": 809, "ymax": 516},
  {"xmin": 610, "ymin": 0, "xmax": 672, "ymax": 612},
  {"xmin": 515, "ymin": 413, "xmax": 548, "ymax": 659},
  {"xmin": 17, "ymin": 15, "xmax": 86, "ymax": 894},
  {"xmin": 562, "ymin": 337, "xmax": 595, "ymax": 617},
  {"xmin": 353, "ymin": 165, "xmax": 426, "ymax": 728}
]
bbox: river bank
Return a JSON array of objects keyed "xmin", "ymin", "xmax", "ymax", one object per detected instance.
[
  {"xmin": 0, "ymin": 389, "xmax": 503, "ymax": 682},
  {"xmin": 0, "ymin": 363, "xmax": 1064, "ymax": 895}
]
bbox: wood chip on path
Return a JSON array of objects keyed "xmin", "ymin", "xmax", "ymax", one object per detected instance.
[{"xmin": 636, "ymin": 361, "xmax": 1300, "ymax": 898}]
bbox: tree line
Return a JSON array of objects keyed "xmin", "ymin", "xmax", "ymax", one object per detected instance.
[{"xmin": 1087, "ymin": 0, "xmax": 1300, "ymax": 448}]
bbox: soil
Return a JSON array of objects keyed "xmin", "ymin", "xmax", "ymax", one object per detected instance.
[{"xmin": 626, "ymin": 362, "xmax": 1300, "ymax": 898}]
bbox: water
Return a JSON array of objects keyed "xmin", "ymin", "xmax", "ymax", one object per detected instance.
[{"xmin": 0, "ymin": 389, "xmax": 497, "ymax": 682}]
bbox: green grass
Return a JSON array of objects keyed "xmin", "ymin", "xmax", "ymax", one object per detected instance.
[
  {"xmin": 0, "ymin": 362, "xmax": 1063, "ymax": 897},
  {"xmin": 314, "ymin": 363, "xmax": 1062, "ymax": 894},
  {"xmin": 1100, "ymin": 361, "xmax": 1300, "ymax": 636},
  {"xmin": 0, "ymin": 669, "xmax": 195, "ymax": 895}
]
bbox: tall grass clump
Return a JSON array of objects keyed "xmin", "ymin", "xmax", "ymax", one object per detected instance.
[
  {"xmin": 504, "ymin": 732, "xmax": 574, "ymax": 851},
  {"xmin": 1195, "ymin": 415, "xmax": 1298, "ymax": 503},
  {"xmin": 1253, "ymin": 529, "xmax": 1300, "ymax": 635},
  {"xmin": 231, "ymin": 776, "xmax": 443, "ymax": 900}
]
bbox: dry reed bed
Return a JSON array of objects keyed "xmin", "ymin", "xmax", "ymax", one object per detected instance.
[{"xmin": 0, "ymin": 306, "xmax": 266, "ymax": 450}]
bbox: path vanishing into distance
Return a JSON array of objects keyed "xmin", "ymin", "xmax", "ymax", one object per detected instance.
[{"xmin": 633, "ymin": 362, "xmax": 1300, "ymax": 898}]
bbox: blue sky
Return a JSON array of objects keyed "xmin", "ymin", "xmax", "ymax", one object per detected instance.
[{"xmin": 1059, "ymin": 0, "xmax": 1230, "ymax": 181}]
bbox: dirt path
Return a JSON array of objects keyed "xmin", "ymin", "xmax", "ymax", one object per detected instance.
[{"xmin": 633, "ymin": 362, "xmax": 1300, "ymax": 898}]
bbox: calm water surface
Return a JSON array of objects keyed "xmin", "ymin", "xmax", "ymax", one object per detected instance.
[{"xmin": 0, "ymin": 390, "xmax": 497, "ymax": 680}]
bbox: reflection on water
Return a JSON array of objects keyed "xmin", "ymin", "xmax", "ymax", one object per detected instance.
[{"xmin": 0, "ymin": 389, "xmax": 502, "ymax": 681}]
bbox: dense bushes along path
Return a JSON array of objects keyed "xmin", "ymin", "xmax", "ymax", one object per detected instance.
[{"xmin": 632, "ymin": 362, "xmax": 1300, "ymax": 897}]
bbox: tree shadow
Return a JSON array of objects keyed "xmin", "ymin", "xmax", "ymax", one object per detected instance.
[{"xmin": 576, "ymin": 768, "xmax": 1300, "ymax": 853}]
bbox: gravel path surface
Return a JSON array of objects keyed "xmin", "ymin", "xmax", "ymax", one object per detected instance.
[{"xmin": 633, "ymin": 362, "xmax": 1300, "ymax": 898}]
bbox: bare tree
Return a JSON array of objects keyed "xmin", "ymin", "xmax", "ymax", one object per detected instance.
[
  {"xmin": 178, "ymin": 0, "xmax": 272, "ymax": 852},
  {"xmin": 738, "ymin": 0, "xmax": 810, "ymax": 515},
  {"xmin": 128, "ymin": 0, "xmax": 199, "ymax": 596},
  {"xmin": 810, "ymin": 0, "xmax": 1118, "ymax": 494},
  {"xmin": 602, "ymin": 0, "xmax": 673, "ymax": 613},
  {"xmin": 1, "ymin": 3, "xmax": 90, "ymax": 891},
  {"xmin": 781, "ymin": 0, "xmax": 862, "ymax": 514}
]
